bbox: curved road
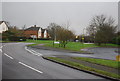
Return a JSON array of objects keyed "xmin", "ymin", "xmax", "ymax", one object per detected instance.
[
  {"xmin": 1, "ymin": 42, "xmax": 110, "ymax": 80},
  {"xmin": 28, "ymin": 45, "xmax": 118, "ymax": 60}
]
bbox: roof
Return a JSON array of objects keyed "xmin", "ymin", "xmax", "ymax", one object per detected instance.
[
  {"xmin": 0, "ymin": 21, "xmax": 4, "ymax": 25},
  {"xmin": 0, "ymin": 21, "xmax": 9, "ymax": 27},
  {"xmin": 25, "ymin": 27, "xmax": 41, "ymax": 31},
  {"xmin": 41, "ymin": 29, "xmax": 45, "ymax": 33},
  {"xmin": 25, "ymin": 25, "xmax": 48, "ymax": 33}
]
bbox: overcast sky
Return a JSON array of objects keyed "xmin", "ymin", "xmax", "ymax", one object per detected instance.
[{"xmin": 2, "ymin": 2, "xmax": 118, "ymax": 35}]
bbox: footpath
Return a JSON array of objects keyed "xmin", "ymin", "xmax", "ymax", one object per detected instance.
[
  {"xmin": 52, "ymin": 55, "xmax": 119, "ymax": 74},
  {"xmin": 43, "ymin": 55, "xmax": 119, "ymax": 81}
]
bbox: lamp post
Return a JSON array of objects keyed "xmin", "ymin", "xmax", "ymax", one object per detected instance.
[
  {"xmin": 93, "ymin": 27, "xmax": 96, "ymax": 43},
  {"xmin": 82, "ymin": 28, "xmax": 86, "ymax": 43}
]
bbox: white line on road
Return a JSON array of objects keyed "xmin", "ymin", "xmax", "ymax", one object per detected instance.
[
  {"xmin": 0, "ymin": 46, "xmax": 3, "ymax": 52},
  {"xmin": 19, "ymin": 62, "xmax": 43, "ymax": 74},
  {"xmin": 4, "ymin": 53, "xmax": 14, "ymax": 59},
  {"xmin": 0, "ymin": 45, "xmax": 6, "ymax": 52},
  {"xmin": 0, "ymin": 49, "xmax": 2, "ymax": 52},
  {"xmin": 30, "ymin": 50, "xmax": 42, "ymax": 56},
  {"xmin": 25, "ymin": 46, "xmax": 42, "ymax": 56},
  {"xmin": 0, "ymin": 46, "xmax": 3, "ymax": 49}
]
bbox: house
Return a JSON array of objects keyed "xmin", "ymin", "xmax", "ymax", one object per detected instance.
[
  {"xmin": 0, "ymin": 21, "xmax": 9, "ymax": 33},
  {"xmin": 24, "ymin": 25, "xmax": 49, "ymax": 39}
]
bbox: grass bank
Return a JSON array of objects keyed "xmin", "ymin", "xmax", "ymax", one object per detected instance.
[
  {"xmin": 46, "ymin": 57, "xmax": 120, "ymax": 79},
  {"xmin": 71, "ymin": 57, "xmax": 120, "ymax": 69},
  {"xmin": 24, "ymin": 39, "xmax": 119, "ymax": 53}
]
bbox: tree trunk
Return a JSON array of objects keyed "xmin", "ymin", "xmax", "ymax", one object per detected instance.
[{"xmin": 53, "ymin": 40, "xmax": 54, "ymax": 47}]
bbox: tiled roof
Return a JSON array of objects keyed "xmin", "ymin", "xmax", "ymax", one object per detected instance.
[
  {"xmin": 25, "ymin": 25, "xmax": 47, "ymax": 33},
  {"xmin": 0, "ymin": 21, "xmax": 9, "ymax": 27},
  {"xmin": 25, "ymin": 27, "xmax": 41, "ymax": 31},
  {"xmin": 0, "ymin": 21, "xmax": 4, "ymax": 25},
  {"xmin": 41, "ymin": 29, "xmax": 45, "ymax": 33}
]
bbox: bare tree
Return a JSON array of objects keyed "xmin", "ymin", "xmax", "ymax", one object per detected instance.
[
  {"xmin": 57, "ymin": 27, "xmax": 75, "ymax": 48},
  {"xmin": 87, "ymin": 14, "xmax": 117, "ymax": 45},
  {"xmin": 47, "ymin": 23, "xmax": 60, "ymax": 40},
  {"xmin": 47, "ymin": 23, "xmax": 75, "ymax": 48}
]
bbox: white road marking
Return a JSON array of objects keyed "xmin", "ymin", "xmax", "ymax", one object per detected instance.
[
  {"xmin": 0, "ymin": 49, "xmax": 1, "ymax": 52},
  {"xmin": 19, "ymin": 62, "xmax": 43, "ymax": 74},
  {"xmin": 25, "ymin": 46, "xmax": 42, "ymax": 56},
  {"xmin": 0, "ymin": 45, "xmax": 6, "ymax": 52},
  {"xmin": 4, "ymin": 53, "xmax": 14, "ymax": 59},
  {"xmin": 30, "ymin": 50, "xmax": 42, "ymax": 56},
  {"xmin": 0, "ymin": 46, "xmax": 3, "ymax": 49}
]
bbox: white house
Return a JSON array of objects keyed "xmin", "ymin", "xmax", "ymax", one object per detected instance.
[
  {"xmin": 0, "ymin": 21, "xmax": 8, "ymax": 33},
  {"xmin": 38, "ymin": 27, "xmax": 42, "ymax": 38},
  {"xmin": 44, "ymin": 29, "xmax": 47, "ymax": 38},
  {"xmin": 24, "ymin": 25, "xmax": 49, "ymax": 38}
]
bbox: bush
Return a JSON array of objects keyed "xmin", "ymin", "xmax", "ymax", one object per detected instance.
[
  {"xmin": 8, "ymin": 36, "xmax": 26, "ymax": 41},
  {"xmin": 28, "ymin": 37, "xmax": 50, "ymax": 40},
  {"xmin": 116, "ymin": 36, "xmax": 120, "ymax": 45},
  {"xmin": 112, "ymin": 36, "xmax": 120, "ymax": 45}
]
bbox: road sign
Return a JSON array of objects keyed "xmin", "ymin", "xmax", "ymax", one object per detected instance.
[
  {"xmin": 116, "ymin": 55, "xmax": 120, "ymax": 61},
  {"xmin": 82, "ymin": 37, "xmax": 84, "ymax": 40}
]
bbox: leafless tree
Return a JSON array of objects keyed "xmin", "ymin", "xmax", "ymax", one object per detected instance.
[
  {"xmin": 87, "ymin": 14, "xmax": 117, "ymax": 45},
  {"xmin": 57, "ymin": 27, "xmax": 75, "ymax": 48},
  {"xmin": 47, "ymin": 22, "xmax": 75, "ymax": 48}
]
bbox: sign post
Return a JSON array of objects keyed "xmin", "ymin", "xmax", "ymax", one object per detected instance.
[{"xmin": 116, "ymin": 55, "xmax": 120, "ymax": 61}]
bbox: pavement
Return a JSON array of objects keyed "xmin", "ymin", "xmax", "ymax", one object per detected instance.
[
  {"xmin": 43, "ymin": 56, "xmax": 119, "ymax": 81},
  {"xmin": 51, "ymin": 55, "xmax": 119, "ymax": 74},
  {"xmin": 1, "ymin": 42, "xmax": 107, "ymax": 79}
]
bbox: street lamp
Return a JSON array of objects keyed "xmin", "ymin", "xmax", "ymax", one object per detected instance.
[
  {"xmin": 93, "ymin": 27, "xmax": 97, "ymax": 43},
  {"xmin": 82, "ymin": 28, "xmax": 86, "ymax": 43}
]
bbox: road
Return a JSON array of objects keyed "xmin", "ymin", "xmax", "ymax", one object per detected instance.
[
  {"xmin": 28, "ymin": 45, "xmax": 118, "ymax": 60},
  {"xmin": 1, "ymin": 42, "xmax": 110, "ymax": 80},
  {"xmin": 86, "ymin": 47, "xmax": 118, "ymax": 60}
]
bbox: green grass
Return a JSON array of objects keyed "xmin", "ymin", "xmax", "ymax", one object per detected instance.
[
  {"xmin": 71, "ymin": 57, "xmax": 120, "ymax": 69},
  {"xmin": 24, "ymin": 39, "xmax": 119, "ymax": 52},
  {"xmin": 46, "ymin": 42, "xmax": 98, "ymax": 51},
  {"xmin": 0, "ymin": 40, "xmax": 18, "ymax": 43},
  {"xmin": 24, "ymin": 39, "xmax": 52, "ymax": 44},
  {"xmin": 24, "ymin": 39, "xmax": 53, "ymax": 46},
  {"xmin": 46, "ymin": 57, "xmax": 120, "ymax": 79},
  {"xmin": 99, "ymin": 43, "xmax": 119, "ymax": 47},
  {"xmin": 24, "ymin": 39, "xmax": 98, "ymax": 52}
]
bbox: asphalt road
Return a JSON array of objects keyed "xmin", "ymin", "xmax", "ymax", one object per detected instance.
[
  {"xmin": 1, "ymin": 42, "xmax": 108, "ymax": 79},
  {"xmin": 28, "ymin": 46, "xmax": 118, "ymax": 60},
  {"xmin": 87, "ymin": 47, "xmax": 118, "ymax": 60}
]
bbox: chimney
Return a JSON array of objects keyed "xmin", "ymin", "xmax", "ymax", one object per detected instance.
[{"xmin": 34, "ymin": 25, "xmax": 36, "ymax": 27}]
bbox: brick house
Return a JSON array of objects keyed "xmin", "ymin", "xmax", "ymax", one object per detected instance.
[
  {"xmin": 24, "ymin": 25, "xmax": 49, "ymax": 39},
  {"xmin": 0, "ymin": 21, "xmax": 9, "ymax": 33}
]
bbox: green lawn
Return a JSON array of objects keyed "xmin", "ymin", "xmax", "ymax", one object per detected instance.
[
  {"xmin": 25, "ymin": 39, "xmax": 98, "ymax": 53},
  {"xmin": 46, "ymin": 57, "xmax": 120, "ymax": 79},
  {"xmin": 24, "ymin": 39, "xmax": 119, "ymax": 52},
  {"xmin": 99, "ymin": 43, "xmax": 119, "ymax": 47},
  {"xmin": 24, "ymin": 39, "xmax": 53, "ymax": 46},
  {"xmin": 46, "ymin": 42, "xmax": 98, "ymax": 51},
  {"xmin": 71, "ymin": 57, "xmax": 120, "ymax": 69}
]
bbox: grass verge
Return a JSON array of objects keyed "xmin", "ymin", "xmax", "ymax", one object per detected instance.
[
  {"xmin": 24, "ymin": 39, "xmax": 119, "ymax": 53},
  {"xmin": 71, "ymin": 57, "xmax": 120, "ymax": 69},
  {"xmin": 46, "ymin": 57, "xmax": 120, "ymax": 79}
]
